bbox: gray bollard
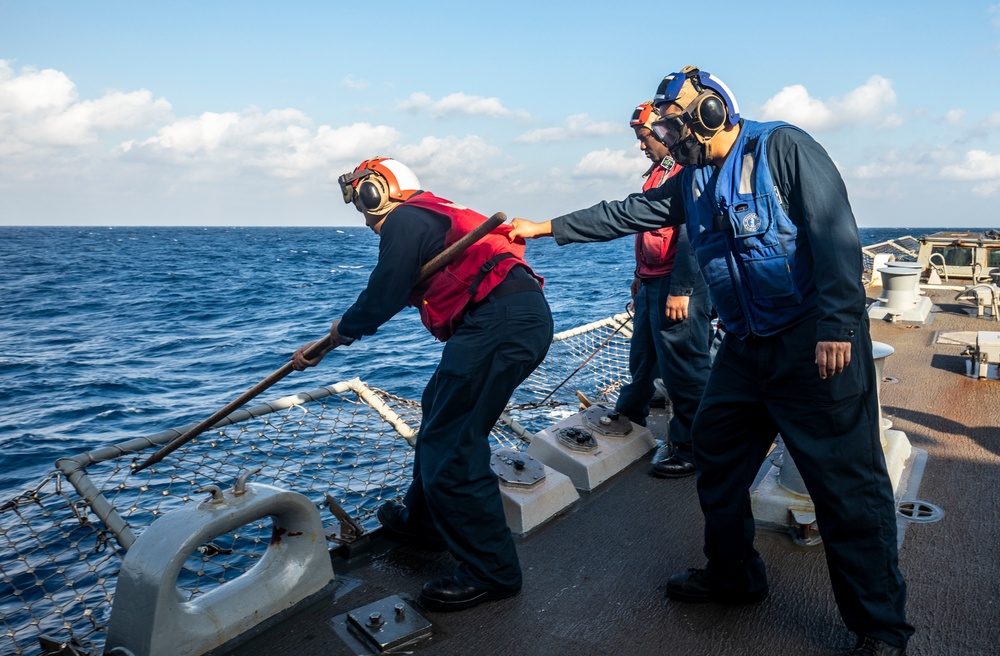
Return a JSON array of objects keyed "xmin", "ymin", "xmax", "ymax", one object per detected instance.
[
  {"xmin": 877, "ymin": 266, "xmax": 920, "ymax": 313},
  {"xmin": 775, "ymin": 438, "xmax": 809, "ymax": 497},
  {"xmin": 887, "ymin": 261, "xmax": 924, "ymax": 295},
  {"xmin": 872, "ymin": 341, "xmax": 895, "ymax": 446},
  {"xmin": 777, "ymin": 340, "xmax": 895, "ymax": 495},
  {"xmin": 105, "ymin": 481, "xmax": 334, "ymax": 656}
]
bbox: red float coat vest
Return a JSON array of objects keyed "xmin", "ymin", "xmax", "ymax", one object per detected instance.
[
  {"xmin": 404, "ymin": 193, "xmax": 543, "ymax": 341},
  {"xmin": 634, "ymin": 160, "xmax": 683, "ymax": 279}
]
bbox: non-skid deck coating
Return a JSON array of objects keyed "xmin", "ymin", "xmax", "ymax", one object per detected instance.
[{"xmin": 228, "ymin": 285, "xmax": 1000, "ymax": 656}]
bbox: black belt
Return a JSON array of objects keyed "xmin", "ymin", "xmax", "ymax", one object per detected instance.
[{"xmin": 468, "ymin": 274, "xmax": 541, "ymax": 312}]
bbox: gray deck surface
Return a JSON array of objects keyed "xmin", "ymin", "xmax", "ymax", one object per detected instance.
[{"xmin": 227, "ymin": 285, "xmax": 1000, "ymax": 656}]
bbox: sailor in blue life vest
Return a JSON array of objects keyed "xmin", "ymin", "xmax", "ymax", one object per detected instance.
[
  {"xmin": 292, "ymin": 157, "xmax": 553, "ymax": 612},
  {"xmin": 507, "ymin": 68, "xmax": 913, "ymax": 656},
  {"xmin": 617, "ymin": 101, "xmax": 712, "ymax": 479}
]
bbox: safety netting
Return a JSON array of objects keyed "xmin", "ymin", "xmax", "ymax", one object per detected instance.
[
  {"xmin": 861, "ymin": 236, "xmax": 921, "ymax": 286},
  {"xmin": 0, "ymin": 312, "xmax": 634, "ymax": 656}
]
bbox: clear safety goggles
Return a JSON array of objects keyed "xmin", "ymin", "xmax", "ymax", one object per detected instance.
[
  {"xmin": 650, "ymin": 113, "xmax": 687, "ymax": 148},
  {"xmin": 337, "ymin": 168, "xmax": 374, "ymax": 205}
]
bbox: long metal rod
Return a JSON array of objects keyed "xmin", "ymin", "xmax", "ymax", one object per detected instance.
[{"xmin": 133, "ymin": 211, "xmax": 507, "ymax": 472}]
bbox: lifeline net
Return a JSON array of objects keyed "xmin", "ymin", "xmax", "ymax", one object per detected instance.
[
  {"xmin": 0, "ymin": 312, "xmax": 633, "ymax": 656},
  {"xmin": 861, "ymin": 235, "xmax": 920, "ymax": 286}
]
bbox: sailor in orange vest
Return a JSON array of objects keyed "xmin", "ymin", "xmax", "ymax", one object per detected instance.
[
  {"xmin": 617, "ymin": 102, "xmax": 712, "ymax": 478},
  {"xmin": 292, "ymin": 157, "xmax": 553, "ymax": 612}
]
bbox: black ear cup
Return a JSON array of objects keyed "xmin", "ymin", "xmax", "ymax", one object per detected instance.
[
  {"xmin": 358, "ymin": 180, "xmax": 383, "ymax": 210},
  {"xmin": 696, "ymin": 95, "xmax": 727, "ymax": 132}
]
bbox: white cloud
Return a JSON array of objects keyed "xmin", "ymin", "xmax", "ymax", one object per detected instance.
[
  {"xmin": 123, "ymin": 110, "xmax": 244, "ymax": 155},
  {"xmin": 0, "ymin": 61, "xmax": 504, "ymax": 223},
  {"xmin": 571, "ymin": 148, "xmax": 646, "ymax": 179},
  {"xmin": 941, "ymin": 150, "xmax": 1000, "ymax": 182},
  {"xmin": 970, "ymin": 180, "xmax": 1000, "ymax": 196},
  {"xmin": 0, "ymin": 59, "xmax": 171, "ymax": 155},
  {"xmin": 759, "ymin": 75, "xmax": 900, "ymax": 132},
  {"xmin": 759, "ymin": 85, "xmax": 832, "ymax": 130},
  {"xmin": 343, "ymin": 76, "xmax": 369, "ymax": 90},
  {"xmin": 516, "ymin": 113, "xmax": 623, "ymax": 143},
  {"xmin": 313, "ymin": 123, "xmax": 401, "ymax": 161},
  {"xmin": 0, "ymin": 60, "xmax": 407, "ymax": 186},
  {"xmin": 849, "ymin": 150, "xmax": 935, "ymax": 180},
  {"xmin": 122, "ymin": 110, "xmax": 402, "ymax": 181},
  {"xmin": 944, "ymin": 109, "xmax": 966, "ymax": 126},
  {"xmin": 0, "ymin": 60, "xmax": 75, "ymax": 113},
  {"xmin": 845, "ymin": 144, "xmax": 1000, "ymax": 197},
  {"xmin": 396, "ymin": 91, "xmax": 529, "ymax": 119},
  {"xmin": 394, "ymin": 135, "xmax": 504, "ymax": 191},
  {"xmin": 983, "ymin": 112, "xmax": 1000, "ymax": 130}
]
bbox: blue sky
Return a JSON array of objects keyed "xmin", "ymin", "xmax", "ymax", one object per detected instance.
[{"xmin": 2, "ymin": 1, "xmax": 1000, "ymax": 228}]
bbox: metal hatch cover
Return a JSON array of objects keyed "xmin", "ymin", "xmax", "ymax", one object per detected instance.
[
  {"xmin": 582, "ymin": 405, "xmax": 633, "ymax": 437},
  {"xmin": 556, "ymin": 426, "xmax": 598, "ymax": 452},
  {"xmin": 491, "ymin": 447, "xmax": 546, "ymax": 488},
  {"xmin": 345, "ymin": 594, "xmax": 432, "ymax": 653}
]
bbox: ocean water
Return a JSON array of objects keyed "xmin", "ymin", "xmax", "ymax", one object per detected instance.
[{"xmin": 0, "ymin": 225, "xmax": 944, "ymax": 499}]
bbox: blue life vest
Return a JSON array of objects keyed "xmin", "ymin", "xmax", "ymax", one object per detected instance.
[{"xmin": 682, "ymin": 120, "xmax": 818, "ymax": 338}]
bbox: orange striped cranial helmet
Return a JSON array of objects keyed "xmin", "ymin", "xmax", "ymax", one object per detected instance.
[{"xmin": 338, "ymin": 157, "xmax": 422, "ymax": 217}]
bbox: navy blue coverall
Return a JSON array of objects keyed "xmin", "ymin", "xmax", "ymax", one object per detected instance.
[
  {"xmin": 614, "ymin": 223, "xmax": 711, "ymax": 464},
  {"xmin": 547, "ymin": 126, "xmax": 913, "ymax": 648},
  {"xmin": 338, "ymin": 205, "xmax": 553, "ymax": 590}
]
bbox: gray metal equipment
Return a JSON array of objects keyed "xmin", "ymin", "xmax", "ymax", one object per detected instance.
[
  {"xmin": 345, "ymin": 595, "xmax": 432, "ymax": 654},
  {"xmin": 104, "ymin": 479, "xmax": 334, "ymax": 656}
]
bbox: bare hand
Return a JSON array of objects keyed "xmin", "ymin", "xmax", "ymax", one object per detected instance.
[
  {"xmin": 291, "ymin": 341, "xmax": 325, "ymax": 371},
  {"xmin": 508, "ymin": 218, "xmax": 553, "ymax": 242},
  {"xmin": 815, "ymin": 341, "xmax": 851, "ymax": 379},
  {"xmin": 630, "ymin": 277, "xmax": 640, "ymax": 299},
  {"xmin": 290, "ymin": 318, "xmax": 354, "ymax": 371},
  {"xmin": 665, "ymin": 295, "xmax": 689, "ymax": 322}
]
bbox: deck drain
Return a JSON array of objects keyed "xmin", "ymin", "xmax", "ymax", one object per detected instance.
[{"xmin": 896, "ymin": 500, "xmax": 944, "ymax": 523}]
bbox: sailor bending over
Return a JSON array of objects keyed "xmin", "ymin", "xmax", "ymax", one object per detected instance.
[{"xmin": 293, "ymin": 157, "xmax": 553, "ymax": 612}]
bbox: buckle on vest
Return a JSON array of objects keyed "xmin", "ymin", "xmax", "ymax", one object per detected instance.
[{"xmin": 468, "ymin": 253, "xmax": 517, "ymax": 297}]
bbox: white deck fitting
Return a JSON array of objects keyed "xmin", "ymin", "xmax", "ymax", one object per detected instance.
[
  {"xmin": 868, "ymin": 267, "xmax": 934, "ymax": 322},
  {"xmin": 526, "ymin": 407, "xmax": 655, "ymax": 492},
  {"xmin": 105, "ymin": 482, "xmax": 334, "ymax": 656},
  {"xmin": 498, "ymin": 463, "xmax": 580, "ymax": 535},
  {"xmin": 750, "ymin": 340, "xmax": 912, "ymax": 538}
]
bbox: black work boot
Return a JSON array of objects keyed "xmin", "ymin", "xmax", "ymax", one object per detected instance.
[
  {"xmin": 651, "ymin": 454, "xmax": 696, "ymax": 478},
  {"xmin": 846, "ymin": 635, "xmax": 906, "ymax": 655},
  {"xmin": 665, "ymin": 568, "xmax": 768, "ymax": 604},
  {"xmin": 376, "ymin": 502, "xmax": 447, "ymax": 551}
]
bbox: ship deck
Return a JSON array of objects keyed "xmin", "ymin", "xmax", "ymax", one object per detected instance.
[{"xmin": 226, "ymin": 284, "xmax": 1000, "ymax": 656}]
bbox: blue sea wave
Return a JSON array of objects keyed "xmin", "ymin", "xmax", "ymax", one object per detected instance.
[{"xmin": 0, "ymin": 225, "xmax": 950, "ymax": 498}]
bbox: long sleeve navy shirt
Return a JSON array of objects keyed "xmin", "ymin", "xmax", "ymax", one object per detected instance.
[
  {"xmin": 551, "ymin": 127, "xmax": 866, "ymax": 343},
  {"xmin": 337, "ymin": 203, "xmax": 449, "ymax": 341},
  {"xmin": 666, "ymin": 223, "xmax": 701, "ymax": 297}
]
